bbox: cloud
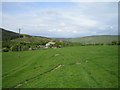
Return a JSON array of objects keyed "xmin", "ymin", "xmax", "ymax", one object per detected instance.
[
  {"xmin": 1, "ymin": 0, "xmax": 119, "ymax": 2},
  {"xmin": 1, "ymin": 2, "xmax": 118, "ymax": 38}
]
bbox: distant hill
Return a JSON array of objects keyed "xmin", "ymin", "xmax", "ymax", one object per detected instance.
[
  {"xmin": 0, "ymin": 28, "xmax": 53, "ymax": 43},
  {"xmin": 54, "ymin": 35, "xmax": 119, "ymax": 44},
  {"xmin": 1, "ymin": 28, "xmax": 119, "ymax": 44},
  {"xmin": 0, "ymin": 28, "xmax": 23, "ymax": 41}
]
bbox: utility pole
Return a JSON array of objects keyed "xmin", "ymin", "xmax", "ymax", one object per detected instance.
[{"xmin": 18, "ymin": 28, "xmax": 21, "ymax": 58}]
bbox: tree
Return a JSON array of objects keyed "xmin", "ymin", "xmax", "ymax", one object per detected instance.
[
  {"xmin": 112, "ymin": 41, "xmax": 117, "ymax": 45},
  {"xmin": 12, "ymin": 45, "xmax": 19, "ymax": 51}
]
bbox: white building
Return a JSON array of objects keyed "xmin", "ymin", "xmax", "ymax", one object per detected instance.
[{"xmin": 46, "ymin": 42, "xmax": 55, "ymax": 48}]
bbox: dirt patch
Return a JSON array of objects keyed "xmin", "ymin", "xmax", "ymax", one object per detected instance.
[
  {"xmin": 51, "ymin": 64, "xmax": 62, "ymax": 72},
  {"xmin": 15, "ymin": 83, "xmax": 22, "ymax": 88},
  {"xmin": 75, "ymin": 62, "xmax": 81, "ymax": 65},
  {"xmin": 69, "ymin": 62, "xmax": 81, "ymax": 65},
  {"xmin": 54, "ymin": 54, "xmax": 60, "ymax": 56}
]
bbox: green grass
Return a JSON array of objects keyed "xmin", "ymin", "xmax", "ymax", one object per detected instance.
[{"xmin": 2, "ymin": 46, "xmax": 118, "ymax": 88}]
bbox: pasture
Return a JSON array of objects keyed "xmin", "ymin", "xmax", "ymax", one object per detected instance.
[{"xmin": 2, "ymin": 46, "xmax": 118, "ymax": 88}]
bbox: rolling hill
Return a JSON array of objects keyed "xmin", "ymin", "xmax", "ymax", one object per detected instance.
[
  {"xmin": 12, "ymin": 35, "xmax": 53, "ymax": 43},
  {"xmin": 0, "ymin": 28, "xmax": 23, "ymax": 41},
  {"xmin": 54, "ymin": 35, "xmax": 119, "ymax": 44},
  {"xmin": 1, "ymin": 28, "xmax": 119, "ymax": 44},
  {"xmin": 1, "ymin": 28, "xmax": 53, "ymax": 43}
]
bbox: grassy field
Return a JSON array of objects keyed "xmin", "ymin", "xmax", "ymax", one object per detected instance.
[{"xmin": 2, "ymin": 46, "xmax": 118, "ymax": 88}]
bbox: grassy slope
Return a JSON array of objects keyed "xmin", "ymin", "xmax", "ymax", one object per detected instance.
[
  {"xmin": 2, "ymin": 46, "xmax": 118, "ymax": 88},
  {"xmin": 1, "ymin": 28, "xmax": 23, "ymax": 41},
  {"xmin": 54, "ymin": 35, "xmax": 119, "ymax": 44},
  {"xmin": 1, "ymin": 28, "xmax": 52, "ymax": 42},
  {"xmin": 12, "ymin": 36, "xmax": 52, "ymax": 43}
]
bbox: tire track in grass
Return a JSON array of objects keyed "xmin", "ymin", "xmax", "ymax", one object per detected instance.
[
  {"xmin": 4, "ymin": 49, "xmax": 62, "ymax": 88},
  {"xmin": 82, "ymin": 66, "xmax": 102, "ymax": 87},
  {"xmin": 17, "ymin": 62, "xmax": 102, "ymax": 88},
  {"xmin": 90, "ymin": 60, "xmax": 117, "ymax": 77},
  {"xmin": 3, "ymin": 52, "xmax": 37, "ymax": 77},
  {"xmin": 10, "ymin": 61, "xmax": 105, "ymax": 88},
  {"xmin": 3, "ymin": 50, "xmax": 48, "ymax": 78},
  {"xmin": 3, "ymin": 54, "xmax": 38, "ymax": 78},
  {"xmin": 11, "ymin": 64, "xmax": 63, "ymax": 88},
  {"xmin": 83, "ymin": 61, "xmax": 118, "ymax": 87},
  {"xmin": 10, "ymin": 60, "xmax": 116, "ymax": 88}
]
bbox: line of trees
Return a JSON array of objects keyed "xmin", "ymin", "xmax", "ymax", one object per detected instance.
[{"xmin": 2, "ymin": 40, "xmax": 120, "ymax": 52}]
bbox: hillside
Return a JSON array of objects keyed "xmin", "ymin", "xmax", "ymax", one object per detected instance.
[
  {"xmin": 12, "ymin": 35, "xmax": 52, "ymax": 43},
  {"xmin": 1, "ymin": 28, "xmax": 119, "ymax": 44},
  {"xmin": 54, "ymin": 35, "xmax": 119, "ymax": 44},
  {"xmin": 1, "ymin": 28, "xmax": 53, "ymax": 42},
  {"xmin": 0, "ymin": 28, "xmax": 23, "ymax": 41}
]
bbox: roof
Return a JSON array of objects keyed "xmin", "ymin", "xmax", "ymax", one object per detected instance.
[{"xmin": 46, "ymin": 42, "xmax": 55, "ymax": 47}]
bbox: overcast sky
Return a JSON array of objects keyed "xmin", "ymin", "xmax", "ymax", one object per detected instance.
[{"xmin": 1, "ymin": 2, "xmax": 118, "ymax": 38}]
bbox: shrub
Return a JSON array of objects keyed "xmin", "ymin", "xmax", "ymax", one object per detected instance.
[{"xmin": 2, "ymin": 48, "xmax": 9, "ymax": 52}]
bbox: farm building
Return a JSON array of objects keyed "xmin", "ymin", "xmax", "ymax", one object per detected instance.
[{"xmin": 45, "ymin": 41, "xmax": 55, "ymax": 48}]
